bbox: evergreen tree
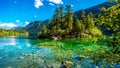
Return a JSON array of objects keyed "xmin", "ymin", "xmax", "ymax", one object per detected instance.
[
  {"xmin": 59, "ymin": 6, "xmax": 64, "ymax": 27},
  {"xmin": 80, "ymin": 10, "xmax": 86, "ymax": 20},
  {"xmin": 53, "ymin": 7, "xmax": 61, "ymax": 30},
  {"xmin": 87, "ymin": 13, "xmax": 94, "ymax": 30},
  {"xmin": 65, "ymin": 5, "xmax": 73, "ymax": 32},
  {"xmin": 80, "ymin": 10, "xmax": 87, "ymax": 29},
  {"xmin": 42, "ymin": 25, "xmax": 47, "ymax": 34},
  {"xmin": 73, "ymin": 15, "xmax": 84, "ymax": 35}
]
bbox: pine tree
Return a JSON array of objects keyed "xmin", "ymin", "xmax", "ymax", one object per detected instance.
[
  {"xmin": 42, "ymin": 25, "xmax": 47, "ymax": 34},
  {"xmin": 73, "ymin": 15, "xmax": 84, "ymax": 35},
  {"xmin": 53, "ymin": 7, "xmax": 61, "ymax": 30},
  {"xmin": 80, "ymin": 10, "xmax": 87, "ymax": 29},
  {"xmin": 87, "ymin": 13, "xmax": 94, "ymax": 30},
  {"xmin": 80, "ymin": 10, "xmax": 86, "ymax": 19},
  {"xmin": 65, "ymin": 5, "xmax": 73, "ymax": 33},
  {"xmin": 59, "ymin": 6, "xmax": 64, "ymax": 27}
]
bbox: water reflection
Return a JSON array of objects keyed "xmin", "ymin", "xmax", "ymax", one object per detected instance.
[
  {"xmin": 0, "ymin": 37, "xmax": 16, "ymax": 46},
  {"xmin": 0, "ymin": 36, "xmax": 55, "ymax": 68},
  {"xmin": 25, "ymin": 39, "xmax": 31, "ymax": 47}
]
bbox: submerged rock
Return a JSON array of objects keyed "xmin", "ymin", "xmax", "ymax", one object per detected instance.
[
  {"xmin": 60, "ymin": 62, "xmax": 67, "ymax": 68},
  {"xmin": 6, "ymin": 66, "xmax": 12, "ymax": 68},
  {"xmin": 65, "ymin": 61, "xmax": 73, "ymax": 68},
  {"xmin": 72, "ymin": 55, "xmax": 81, "ymax": 61},
  {"xmin": 80, "ymin": 58, "xmax": 96, "ymax": 68},
  {"xmin": 17, "ymin": 56, "xmax": 24, "ymax": 59},
  {"xmin": 28, "ymin": 54, "xmax": 33, "ymax": 56}
]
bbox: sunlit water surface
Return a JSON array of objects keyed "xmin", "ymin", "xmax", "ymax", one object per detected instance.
[{"xmin": 0, "ymin": 36, "xmax": 55, "ymax": 68}]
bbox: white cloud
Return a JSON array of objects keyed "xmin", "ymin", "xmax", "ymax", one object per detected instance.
[
  {"xmin": 16, "ymin": 20, "xmax": 20, "ymax": 23},
  {"xmin": 0, "ymin": 23, "xmax": 17, "ymax": 29},
  {"xmin": 49, "ymin": 3, "xmax": 54, "ymax": 6},
  {"xmin": 25, "ymin": 21, "xmax": 30, "ymax": 26},
  {"xmin": 34, "ymin": 0, "xmax": 43, "ymax": 8},
  {"xmin": 48, "ymin": 0, "xmax": 63, "ymax": 4}
]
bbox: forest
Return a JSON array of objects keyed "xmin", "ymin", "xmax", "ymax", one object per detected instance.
[{"xmin": 0, "ymin": 28, "xmax": 28, "ymax": 37}]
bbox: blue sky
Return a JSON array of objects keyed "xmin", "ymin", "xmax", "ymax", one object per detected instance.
[{"xmin": 0, "ymin": 0, "xmax": 109, "ymax": 28}]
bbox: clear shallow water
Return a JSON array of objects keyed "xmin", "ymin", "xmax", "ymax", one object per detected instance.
[
  {"xmin": 0, "ymin": 36, "xmax": 55, "ymax": 68},
  {"xmin": 1, "ymin": 37, "xmax": 119, "ymax": 68}
]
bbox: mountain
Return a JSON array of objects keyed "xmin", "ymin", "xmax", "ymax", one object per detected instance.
[
  {"xmin": 75, "ymin": 2, "xmax": 117, "ymax": 18},
  {"xmin": 11, "ymin": 26, "xmax": 23, "ymax": 30},
  {"xmin": 24, "ymin": 20, "xmax": 50, "ymax": 35},
  {"xmin": 0, "ymin": 23, "xmax": 16, "ymax": 29}
]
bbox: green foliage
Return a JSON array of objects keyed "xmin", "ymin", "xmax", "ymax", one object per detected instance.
[
  {"xmin": 97, "ymin": 3, "xmax": 120, "ymax": 35},
  {"xmin": 42, "ymin": 25, "xmax": 48, "ymax": 34},
  {"xmin": 73, "ymin": 15, "xmax": 85, "ymax": 35},
  {"xmin": 0, "ymin": 28, "xmax": 28, "ymax": 37},
  {"xmin": 87, "ymin": 13, "xmax": 94, "ymax": 30},
  {"xmin": 101, "ymin": 7, "xmax": 106, "ymax": 12},
  {"xmin": 106, "ymin": 33, "xmax": 120, "ymax": 53},
  {"xmin": 65, "ymin": 5, "xmax": 73, "ymax": 32},
  {"xmin": 96, "ymin": 3, "xmax": 120, "ymax": 56},
  {"xmin": 109, "ymin": 0, "xmax": 113, "ymax": 3},
  {"xmin": 89, "ymin": 46, "xmax": 120, "ymax": 64},
  {"xmin": 80, "ymin": 10, "xmax": 86, "ymax": 19},
  {"xmin": 90, "ymin": 27, "xmax": 102, "ymax": 37},
  {"xmin": 39, "ymin": 5, "xmax": 103, "ymax": 38},
  {"xmin": 39, "ymin": 3, "xmax": 120, "ymax": 39}
]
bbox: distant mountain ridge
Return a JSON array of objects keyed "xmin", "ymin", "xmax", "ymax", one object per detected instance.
[
  {"xmin": 24, "ymin": 20, "xmax": 50, "ymax": 35},
  {"xmin": 75, "ymin": 2, "xmax": 117, "ymax": 18},
  {"xmin": 11, "ymin": 26, "xmax": 23, "ymax": 30}
]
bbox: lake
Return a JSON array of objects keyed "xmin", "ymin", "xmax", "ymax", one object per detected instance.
[
  {"xmin": 0, "ymin": 36, "xmax": 96, "ymax": 68},
  {"xmin": 0, "ymin": 36, "xmax": 118, "ymax": 68},
  {"xmin": 0, "ymin": 36, "xmax": 57, "ymax": 68}
]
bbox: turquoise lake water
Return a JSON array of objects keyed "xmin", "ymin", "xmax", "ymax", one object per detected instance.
[
  {"xmin": 0, "ymin": 36, "xmax": 119, "ymax": 68},
  {"xmin": 0, "ymin": 36, "xmax": 56, "ymax": 68}
]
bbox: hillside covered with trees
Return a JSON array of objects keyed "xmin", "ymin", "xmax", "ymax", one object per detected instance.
[{"xmin": 38, "ymin": 1, "xmax": 120, "ymax": 40}]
